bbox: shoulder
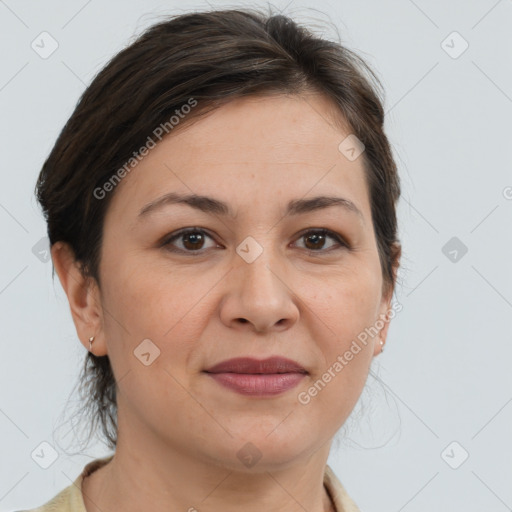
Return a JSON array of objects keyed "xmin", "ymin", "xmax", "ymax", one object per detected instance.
[
  {"xmin": 17, "ymin": 482, "xmax": 80, "ymax": 512},
  {"xmin": 17, "ymin": 454, "xmax": 114, "ymax": 512},
  {"xmin": 324, "ymin": 464, "xmax": 362, "ymax": 512}
]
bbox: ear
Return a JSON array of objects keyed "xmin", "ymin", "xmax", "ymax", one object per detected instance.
[
  {"xmin": 374, "ymin": 242, "xmax": 402, "ymax": 356},
  {"xmin": 51, "ymin": 241, "xmax": 108, "ymax": 356}
]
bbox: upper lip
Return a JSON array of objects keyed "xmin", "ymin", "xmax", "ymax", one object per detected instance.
[{"xmin": 204, "ymin": 357, "xmax": 307, "ymax": 374}]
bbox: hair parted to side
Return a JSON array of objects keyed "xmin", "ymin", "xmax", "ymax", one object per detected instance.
[{"xmin": 36, "ymin": 8, "xmax": 401, "ymax": 451}]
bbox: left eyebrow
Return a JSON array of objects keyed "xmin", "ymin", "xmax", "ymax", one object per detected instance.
[{"xmin": 137, "ymin": 192, "xmax": 364, "ymax": 223}]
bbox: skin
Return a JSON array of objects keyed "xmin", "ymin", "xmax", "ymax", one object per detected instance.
[{"xmin": 52, "ymin": 92, "xmax": 400, "ymax": 512}]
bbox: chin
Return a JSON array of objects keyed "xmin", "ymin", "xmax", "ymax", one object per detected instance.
[{"xmin": 209, "ymin": 425, "xmax": 317, "ymax": 473}]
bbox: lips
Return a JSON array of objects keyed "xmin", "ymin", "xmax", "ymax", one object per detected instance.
[
  {"xmin": 204, "ymin": 357, "xmax": 307, "ymax": 375},
  {"xmin": 204, "ymin": 357, "xmax": 307, "ymax": 397}
]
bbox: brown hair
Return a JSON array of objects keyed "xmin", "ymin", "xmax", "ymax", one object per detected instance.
[{"xmin": 36, "ymin": 8, "xmax": 401, "ymax": 451}]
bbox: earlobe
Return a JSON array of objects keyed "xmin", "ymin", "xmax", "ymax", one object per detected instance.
[
  {"xmin": 373, "ymin": 302, "xmax": 391, "ymax": 356},
  {"xmin": 51, "ymin": 241, "xmax": 107, "ymax": 356}
]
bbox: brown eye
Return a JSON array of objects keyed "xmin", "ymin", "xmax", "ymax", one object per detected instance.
[
  {"xmin": 181, "ymin": 231, "xmax": 206, "ymax": 250},
  {"xmin": 304, "ymin": 232, "xmax": 326, "ymax": 250},
  {"xmin": 163, "ymin": 228, "xmax": 218, "ymax": 253},
  {"xmin": 162, "ymin": 227, "xmax": 348, "ymax": 256},
  {"xmin": 295, "ymin": 229, "xmax": 348, "ymax": 252}
]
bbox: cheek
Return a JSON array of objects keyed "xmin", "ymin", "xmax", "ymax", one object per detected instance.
[
  {"xmin": 297, "ymin": 283, "xmax": 378, "ymax": 427},
  {"xmin": 304, "ymin": 263, "xmax": 382, "ymax": 335},
  {"xmin": 298, "ymin": 265, "xmax": 381, "ymax": 395},
  {"xmin": 100, "ymin": 257, "xmax": 219, "ymax": 358}
]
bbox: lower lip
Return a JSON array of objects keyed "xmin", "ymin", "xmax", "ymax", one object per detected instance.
[{"xmin": 205, "ymin": 372, "xmax": 306, "ymax": 396}]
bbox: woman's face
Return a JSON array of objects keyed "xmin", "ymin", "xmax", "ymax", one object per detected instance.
[{"xmin": 84, "ymin": 93, "xmax": 395, "ymax": 470}]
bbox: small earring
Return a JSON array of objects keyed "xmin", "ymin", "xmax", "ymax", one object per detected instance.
[
  {"xmin": 380, "ymin": 338, "xmax": 384, "ymax": 352},
  {"xmin": 89, "ymin": 336, "xmax": 95, "ymax": 352}
]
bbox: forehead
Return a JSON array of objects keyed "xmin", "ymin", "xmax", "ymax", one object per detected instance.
[
  {"xmin": 174, "ymin": 92, "xmax": 353, "ymax": 156},
  {"xmin": 106, "ymin": 93, "xmax": 370, "ymax": 220}
]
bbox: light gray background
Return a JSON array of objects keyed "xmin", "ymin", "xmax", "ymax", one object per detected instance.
[{"xmin": 1, "ymin": 0, "xmax": 511, "ymax": 510}]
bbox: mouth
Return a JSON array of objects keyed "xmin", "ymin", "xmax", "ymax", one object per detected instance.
[{"xmin": 203, "ymin": 357, "xmax": 307, "ymax": 397}]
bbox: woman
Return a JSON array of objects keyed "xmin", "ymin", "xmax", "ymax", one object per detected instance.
[{"xmin": 25, "ymin": 7, "xmax": 401, "ymax": 512}]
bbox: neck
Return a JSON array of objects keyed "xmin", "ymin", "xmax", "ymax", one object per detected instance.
[{"xmin": 82, "ymin": 414, "xmax": 335, "ymax": 512}]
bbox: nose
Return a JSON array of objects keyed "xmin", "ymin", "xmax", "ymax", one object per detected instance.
[{"xmin": 219, "ymin": 247, "xmax": 300, "ymax": 333}]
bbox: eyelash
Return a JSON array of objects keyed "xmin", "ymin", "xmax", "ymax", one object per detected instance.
[{"xmin": 161, "ymin": 227, "xmax": 349, "ymax": 255}]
